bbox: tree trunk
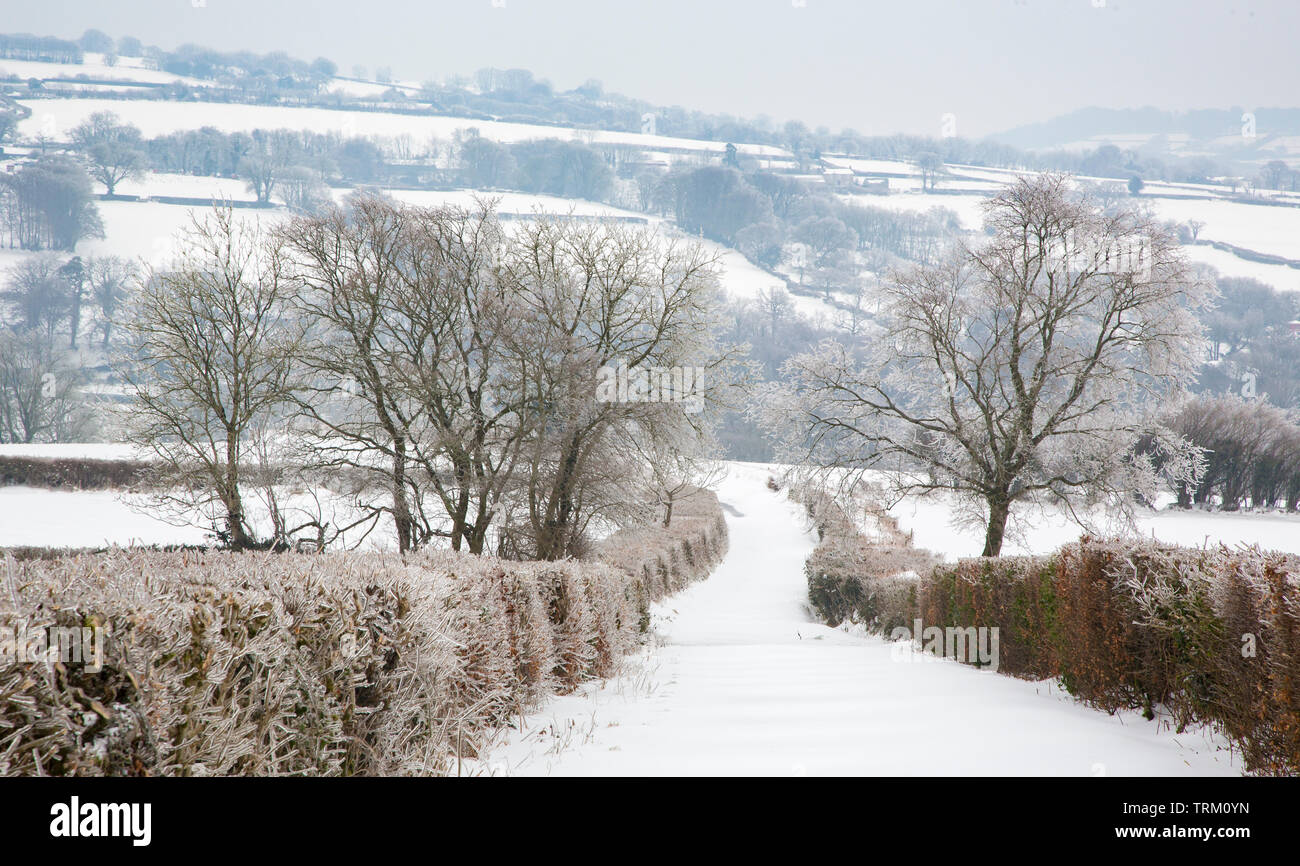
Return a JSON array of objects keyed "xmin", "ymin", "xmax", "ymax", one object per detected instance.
[
  {"xmin": 69, "ymin": 288, "xmax": 82, "ymax": 350},
  {"xmin": 224, "ymin": 488, "xmax": 249, "ymax": 549},
  {"xmin": 391, "ymin": 441, "xmax": 412, "ymax": 553},
  {"xmin": 224, "ymin": 428, "xmax": 248, "ymax": 549},
  {"xmin": 536, "ymin": 434, "xmax": 582, "ymax": 561},
  {"xmin": 982, "ymin": 496, "xmax": 1010, "ymax": 558}
]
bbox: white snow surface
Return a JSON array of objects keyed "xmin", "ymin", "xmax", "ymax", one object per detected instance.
[
  {"xmin": 0, "ymin": 487, "xmax": 211, "ymax": 548},
  {"xmin": 18, "ymin": 97, "xmax": 786, "ymax": 156},
  {"xmin": 891, "ymin": 492, "xmax": 1300, "ymax": 560},
  {"xmin": 477, "ymin": 463, "xmax": 1239, "ymax": 776},
  {"xmin": 1181, "ymin": 244, "xmax": 1300, "ymax": 294}
]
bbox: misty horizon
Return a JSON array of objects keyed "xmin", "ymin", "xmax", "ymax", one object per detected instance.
[{"xmin": 7, "ymin": 0, "xmax": 1300, "ymax": 139}]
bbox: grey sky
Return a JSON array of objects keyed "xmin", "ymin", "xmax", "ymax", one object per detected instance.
[{"xmin": 9, "ymin": 0, "xmax": 1299, "ymax": 137}]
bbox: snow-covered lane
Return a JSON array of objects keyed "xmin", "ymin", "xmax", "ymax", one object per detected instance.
[{"xmin": 480, "ymin": 464, "xmax": 1239, "ymax": 776}]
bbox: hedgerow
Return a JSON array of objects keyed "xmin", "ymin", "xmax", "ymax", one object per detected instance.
[
  {"xmin": 0, "ymin": 488, "xmax": 727, "ymax": 776},
  {"xmin": 0, "ymin": 455, "xmax": 150, "ymax": 490},
  {"xmin": 789, "ymin": 480, "xmax": 1300, "ymax": 775}
]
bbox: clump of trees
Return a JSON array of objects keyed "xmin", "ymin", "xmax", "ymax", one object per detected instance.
[
  {"xmin": 455, "ymin": 130, "xmax": 613, "ymax": 201},
  {"xmin": 0, "ymin": 156, "xmax": 103, "ymax": 250},
  {"xmin": 1197, "ymin": 274, "xmax": 1300, "ymax": 411},
  {"xmin": 119, "ymin": 198, "xmax": 741, "ymax": 554},
  {"xmin": 1166, "ymin": 393, "xmax": 1300, "ymax": 511},
  {"xmin": 0, "ymin": 244, "xmax": 136, "ymax": 444},
  {"xmin": 0, "ymin": 33, "xmax": 82, "ymax": 63},
  {"xmin": 0, "ymin": 153, "xmax": 119, "ymax": 446},
  {"xmin": 0, "ymin": 328, "xmax": 88, "ymax": 444},
  {"xmin": 759, "ymin": 173, "xmax": 1212, "ymax": 556}
]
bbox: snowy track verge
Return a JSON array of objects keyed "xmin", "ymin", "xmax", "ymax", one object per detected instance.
[{"xmin": 479, "ymin": 464, "xmax": 1240, "ymax": 776}]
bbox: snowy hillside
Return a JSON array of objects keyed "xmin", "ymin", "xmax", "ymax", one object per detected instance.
[{"xmin": 17, "ymin": 97, "xmax": 787, "ymax": 157}]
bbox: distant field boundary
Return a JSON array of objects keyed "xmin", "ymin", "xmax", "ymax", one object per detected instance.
[
  {"xmin": 0, "ymin": 455, "xmax": 150, "ymax": 490},
  {"xmin": 95, "ymin": 193, "xmax": 269, "ymax": 208},
  {"xmin": 1190, "ymin": 237, "xmax": 1300, "ymax": 270}
]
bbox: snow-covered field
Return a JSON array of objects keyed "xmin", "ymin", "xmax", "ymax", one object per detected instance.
[
  {"xmin": 106, "ymin": 170, "xmax": 253, "ymax": 201},
  {"xmin": 0, "ymin": 199, "xmax": 283, "ymax": 282},
  {"xmin": 0, "ymin": 53, "xmax": 206, "ymax": 87},
  {"xmin": 891, "ymin": 493, "xmax": 1300, "ymax": 560},
  {"xmin": 844, "ymin": 181, "xmax": 1300, "ymax": 296},
  {"xmin": 0, "ymin": 444, "xmax": 396, "ymax": 550},
  {"xmin": 0, "ymin": 185, "xmax": 798, "ymax": 316},
  {"xmin": 476, "ymin": 464, "xmax": 1239, "ymax": 776},
  {"xmin": 823, "ymin": 157, "xmax": 918, "ymax": 176},
  {"xmin": 0, "ymin": 487, "xmax": 211, "ymax": 549},
  {"xmin": 695, "ymin": 239, "xmax": 830, "ymax": 319},
  {"xmin": 378, "ymin": 188, "xmax": 638, "ymax": 218},
  {"xmin": 0, "ymin": 443, "xmax": 143, "ymax": 460},
  {"xmin": 1147, "ymin": 197, "xmax": 1300, "ymax": 262},
  {"xmin": 0, "ymin": 480, "xmax": 403, "ymax": 551},
  {"xmin": 18, "ymin": 97, "xmax": 787, "ymax": 157},
  {"xmin": 1181, "ymin": 244, "xmax": 1300, "ymax": 294}
]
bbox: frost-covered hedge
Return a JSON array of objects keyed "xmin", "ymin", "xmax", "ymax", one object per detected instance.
[
  {"xmin": 0, "ymin": 455, "xmax": 150, "ymax": 490},
  {"xmin": 0, "ymin": 489, "xmax": 727, "ymax": 776},
  {"xmin": 790, "ymin": 481, "xmax": 1300, "ymax": 774},
  {"xmin": 923, "ymin": 542, "xmax": 1300, "ymax": 775},
  {"xmin": 789, "ymin": 482, "xmax": 936, "ymax": 632},
  {"xmin": 596, "ymin": 487, "xmax": 729, "ymax": 619}
]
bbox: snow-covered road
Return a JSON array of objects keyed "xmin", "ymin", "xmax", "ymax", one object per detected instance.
[{"xmin": 480, "ymin": 464, "xmax": 1240, "ymax": 776}]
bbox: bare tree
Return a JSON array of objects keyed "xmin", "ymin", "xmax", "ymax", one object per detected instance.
[
  {"xmin": 0, "ymin": 329, "xmax": 88, "ymax": 443},
  {"xmin": 916, "ymin": 152, "xmax": 944, "ymax": 191},
  {"xmin": 276, "ymin": 166, "xmax": 331, "ymax": 213},
  {"xmin": 761, "ymin": 174, "xmax": 1211, "ymax": 556},
  {"xmin": 69, "ymin": 111, "xmax": 147, "ymax": 196},
  {"xmin": 278, "ymin": 196, "xmax": 554, "ymax": 554},
  {"xmin": 119, "ymin": 208, "xmax": 301, "ymax": 549},
  {"xmin": 631, "ymin": 427, "xmax": 727, "ymax": 527},
  {"xmin": 1260, "ymin": 160, "xmax": 1292, "ymax": 191},
  {"xmin": 276, "ymin": 193, "xmax": 428, "ymax": 552},
  {"xmin": 393, "ymin": 201, "xmax": 540, "ymax": 554},
  {"xmin": 1, "ymin": 254, "xmax": 69, "ymax": 343},
  {"xmin": 84, "ymin": 255, "xmax": 135, "ymax": 350},
  {"xmin": 239, "ymin": 132, "xmax": 299, "ymax": 206},
  {"xmin": 500, "ymin": 217, "xmax": 734, "ymax": 560},
  {"xmin": 57, "ymin": 256, "xmax": 84, "ymax": 349}
]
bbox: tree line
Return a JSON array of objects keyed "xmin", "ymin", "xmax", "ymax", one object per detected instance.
[
  {"xmin": 118, "ymin": 196, "xmax": 744, "ymax": 556},
  {"xmin": 0, "ymin": 155, "xmax": 103, "ymax": 251},
  {"xmin": 1166, "ymin": 394, "xmax": 1300, "ymax": 511}
]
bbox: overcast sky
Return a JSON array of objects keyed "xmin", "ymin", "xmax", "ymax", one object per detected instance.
[{"xmin": 9, "ymin": 0, "xmax": 1299, "ymax": 137}]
